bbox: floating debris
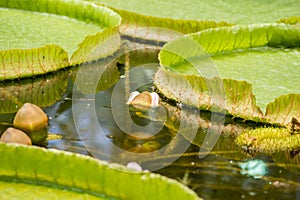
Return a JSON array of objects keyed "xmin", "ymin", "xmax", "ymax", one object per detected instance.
[{"xmin": 126, "ymin": 162, "xmax": 143, "ymax": 171}]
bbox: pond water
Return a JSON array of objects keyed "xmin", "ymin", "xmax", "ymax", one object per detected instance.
[{"xmin": 0, "ymin": 45, "xmax": 300, "ymax": 200}]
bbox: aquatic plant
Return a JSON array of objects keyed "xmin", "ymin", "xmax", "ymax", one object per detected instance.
[{"xmin": 235, "ymin": 127, "xmax": 300, "ymax": 154}]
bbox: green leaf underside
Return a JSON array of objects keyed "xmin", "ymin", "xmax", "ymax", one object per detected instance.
[
  {"xmin": 0, "ymin": 8, "xmax": 102, "ymax": 55},
  {"xmin": 92, "ymin": 0, "xmax": 300, "ymax": 24},
  {"xmin": 156, "ymin": 24, "xmax": 300, "ymax": 124},
  {"xmin": 265, "ymin": 94, "xmax": 300, "ymax": 125},
  {"xmin": 0, "ymin": 45, "xmax": 69, "ymax": 80},
  {"xmin": 154, "ymin": 69, "xmax": 264, "ymax": 122},
  {"xmin": 0, "ymin": 143, "xmax": 201, "ymax": 200}
]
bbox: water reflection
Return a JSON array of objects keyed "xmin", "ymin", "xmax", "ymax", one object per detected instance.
[
  {"xmin": 0, "ymin": 52, "xmax": 300, "ymax": 199},
  {"xmin": 40, "ymin": 74, "xmax": 300, "ymax": 199},
  {"xmin": 0, "ymin": 70, "xmax": 68, "ymax": 114}
]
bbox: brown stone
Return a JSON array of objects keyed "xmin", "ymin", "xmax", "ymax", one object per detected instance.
[
  {"xmin": 13, "ymin": 103, "xmax": 48, "ymax": 132},
  {"xmin": 131, "ymin": 91, "xmax": 152, "ymax": 108},
  {"xmin": 0, "ymin": 127, "xmax": 32, "ymax": 145}
]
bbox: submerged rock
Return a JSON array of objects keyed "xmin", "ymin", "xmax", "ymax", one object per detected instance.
[{"xmin": 0, "ymin": 127, "xmax": 32, "ymax": 145}]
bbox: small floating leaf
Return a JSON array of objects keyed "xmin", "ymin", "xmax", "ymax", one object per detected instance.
[{"xmin": 235, "ymin": 127, "xmax": 300, "ymax": 154}]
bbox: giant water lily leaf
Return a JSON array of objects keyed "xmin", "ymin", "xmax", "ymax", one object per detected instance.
[
  {"xmin": 155, "ymin": 24, "xmax": 300, "ymax": 125},
  {"xmin": 0, "ymin": 70, "xmax": 68, "ymax": 114},
  {"xmin": 89, "ymin": 0, "xmax": 232, "ymax": 42},
  {"xmin": 100, "ymin": 8, "xmax": 231, "ymax": 42},
  {"xmin": 70, "ymin": 28, "xmax": 121, "ymax": 65},
  {"xmin": 212, "ymin": 48, "xmax": 300, "ymax": 111},
  {"xmin": 0, "ymin": 45, "xmax": 69, "ymax": 81},
  {"xmin": 155, "ymin": 69, "xmax": 264, "ymax": 121},
  {"xmin": 0, "ymin": 7, "xmax": 101, "ymax": 55},
  {"xmin": 0, "ymin": 0, "xmax": 121, "ymax": 80},
  {"xmin": 93, "ymin": 0, "xmax": 300, "ymax": 25},
  {"xmin": 90, "ymin": 0, "xmax": 299, "ymax": 42},
  {"xmin": 0, "ymin": 143, "xmax": 201, "ymax": 199}
]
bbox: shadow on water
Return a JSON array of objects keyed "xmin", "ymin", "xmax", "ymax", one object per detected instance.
[{"xmin": 0, "ymin": 45, "xmax": 300, "ymax": 199}]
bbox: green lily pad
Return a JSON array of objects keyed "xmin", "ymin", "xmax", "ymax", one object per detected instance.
[
  {"xmin": 0, "ymin": 142, "xmax": 201, "ymax": 199},
  {"xmin": 90, "ymin": 0, "xmax": 299, "ymax": 42},
  {"xmin": 155, "ymin": 24, "xmax": 300, "ymax": 125},
  {"xmin": 213, "ymin": 47, "xmax": 300, "ymax": 111},
  {"xmin": 0, "ymin": 0, "xmax": 121, "ymax": 80},
  {"xmin": 0, "ymin": 8, "xmax": 102, "ymax": 55},
  {"xmin": 89, "ymin": 0, "xmax": 232, "ymax": 42},
  {"xmin": 93, "ymin": 0, "xmax": 300, "ymax": 24}
]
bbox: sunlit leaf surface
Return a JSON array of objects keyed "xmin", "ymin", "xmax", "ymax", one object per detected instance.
[{"xmin": 0, "ymin": 143, "xmax": 201, "ymax": 199}]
